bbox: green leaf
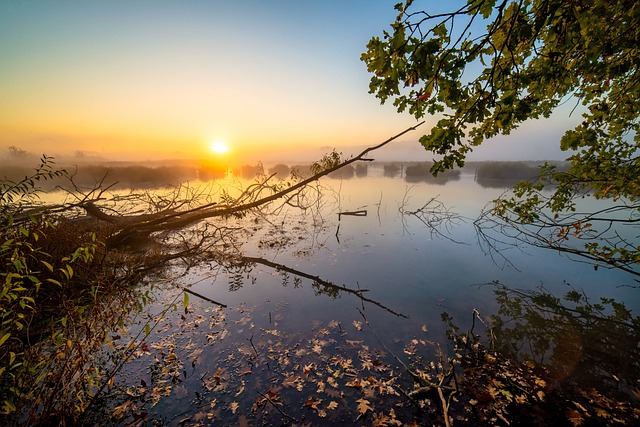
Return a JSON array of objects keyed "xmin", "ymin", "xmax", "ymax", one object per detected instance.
[
  {"xmin": 41, "ymin": 260, "xmax": 54, "ymax": 272},
  {"xmin": 0, "ymin": 332, "xmax": 11, "ymax": 347}
]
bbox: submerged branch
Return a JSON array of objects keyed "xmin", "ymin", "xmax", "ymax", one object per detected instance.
[{"xmin": 238, "ymin": 255, "xmax": 409, "ymax": 319}]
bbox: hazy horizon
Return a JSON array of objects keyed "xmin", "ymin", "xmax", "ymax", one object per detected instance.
[{"xmin": 1, "ymin": 1, "xmax": 579, "ymax": 166}]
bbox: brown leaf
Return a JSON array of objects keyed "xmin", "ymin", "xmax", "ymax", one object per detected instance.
[
  {"xmin": 282, "ymin": 374, "xmax": 301, "ymax": 389},
  {"xmin": 346, "ymin": 378, "xmax": 363, "ymax": 388},
  {"xmin": 111, "ymin": 400, "xmax": 134, "ymax": 419},
  {"xmin": 356, "ymin": 398, "xmax": 373, "ymax": 419},
  {"xmin": 327, "ymin": 401, "xmax": 338, "ymax": 410},
  {"xmin": 373, "ymin": 412, "xmax": 390, "ymax": 426},
  {"xmin": 303, "ymin": 395, "xmax": 322, "ymax": 411},
  {"xmin": 567, "ymin": 409, "xmax": 585, "ymax": 426},
  {"xmin": 230, "ymin": 401, "xmax": 239, "ymax": 414}
]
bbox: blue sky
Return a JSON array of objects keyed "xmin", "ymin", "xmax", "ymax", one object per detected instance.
[{"xmin": 0, "ymin": 1, "xmax": 576, "ymax": 163}]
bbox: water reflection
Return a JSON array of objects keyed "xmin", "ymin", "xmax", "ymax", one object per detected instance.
[
  {"xmin": 234, "ymin": 255, "xmax": 409, "ymax": 318},
  {"xmin": 488, "ymin": 282, "xmax": 640, "ymax": 398},
  {"xmin": 76, "ymin": 163, "xmax": 638, "ymax": 425}
]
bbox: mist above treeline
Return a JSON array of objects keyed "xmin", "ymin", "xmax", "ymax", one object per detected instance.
[{"xmin": 1, "ymin": 145, "xmax": 568, "ymax": 191}]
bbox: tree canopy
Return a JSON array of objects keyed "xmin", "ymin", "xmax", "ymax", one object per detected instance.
[{"xmin": 363, "ymin": 0, "xmax": 640, "ymax": 275}]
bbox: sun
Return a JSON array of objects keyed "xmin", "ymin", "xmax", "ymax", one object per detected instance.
[{"xmin": 209, "ymin": 140, "xmax": 229, "ymax": 155}]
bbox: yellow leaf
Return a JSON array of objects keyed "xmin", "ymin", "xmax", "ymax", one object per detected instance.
[
  {"xmin": 230, "ymin": 401, "xmax": 239, "ymax": 414},
  {"xmin": 0, "ymin": 333, "xmax": 10, "ymax": 347},
  {"xmin": 327, "ymin": 401, "xmax": 338, "ymax": 410}
]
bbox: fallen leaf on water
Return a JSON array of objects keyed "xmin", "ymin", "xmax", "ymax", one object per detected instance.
[
  {"xmin": 373, "ymin": 412, "xmax": 390, "ymax": 426},
  {"xmin": 230, "ymin": 401, "xmax": 239, "ymax": 414},
  {"xmin": 356, "ymin": 398, "xmax": 373, "ymax": 419},
  {"xmin": 353, "ymin": 321, "xmax": 363, "ymax": 331},
  {"xmin": 346, "ymin": 378, "xmax": 363, "ymax": 388},
  {"xmin": 327, "ymin": 401, "xmax": 338, "ymax": 410},
  {"xmin": 111, "ymin": 400, "xmax": 134, "ymax": 419},
  {"xmin": 234, "ymin": 380, "xmax": 245, "ymax": 397},
  {"xmin": 303, "ymin": 395, "xmax": 322, "ymax": 411},
  {"xmin": 328, "ymin": 320, "xmax": 340, "ymax": 329}
]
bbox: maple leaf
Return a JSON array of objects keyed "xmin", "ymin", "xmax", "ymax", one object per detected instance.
[
  {"xmin": 327, "ymin": 401, "xmax": 338, "ymax": 410},
  {"xmin": 356, "ymin": 398, "xmax": 373, "ymax": 420},
  {"xmin": 353, "ymin": 321, "xmax": 363, "ymax": 331},
  {"xmin": 230, "ymin": 401, "xmax": 239, "ymax": 414}
]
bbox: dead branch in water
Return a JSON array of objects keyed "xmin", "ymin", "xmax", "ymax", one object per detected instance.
[{"xmin": 238, "ymin": 255, "xmax": 409, "ymax": 319}]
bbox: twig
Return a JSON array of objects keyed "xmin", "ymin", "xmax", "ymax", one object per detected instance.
[
  {"xmin": 182, "ymin": 288, "xmax": 227, "ymax": 308},
  {"xmin": 338, "ymin": 210, "xmax": 367, "ymax": 220},
  {"xmin": 257, "ymin": 390, "xmax": 298, "ymax": 423}
]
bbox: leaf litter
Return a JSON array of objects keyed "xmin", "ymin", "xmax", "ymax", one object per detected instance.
[{"xmin": 96, "ymin": 284, "xmax": 439, "ymax": 426}]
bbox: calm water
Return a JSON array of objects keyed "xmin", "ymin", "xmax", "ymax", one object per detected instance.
[{"xmin": 105, "ymin": 163, "xmax": 638, "ymax": 424}]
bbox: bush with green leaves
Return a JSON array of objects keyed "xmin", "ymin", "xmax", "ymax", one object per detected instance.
[{"xmin": 363, "ymin": 0, "xmax": 640, "ymax": 275}]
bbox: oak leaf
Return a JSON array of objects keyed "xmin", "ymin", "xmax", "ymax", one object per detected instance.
[
  {"xmin": 356, "ymin": 398, "xmax": 373, "ymax": 419},
  {"xmin": 373, "ymin": 412, "xmax": 390, "ymax": 426},
  {"xmin": 303, "ymin": 395, "xmax": 322, "ymax": 411}
]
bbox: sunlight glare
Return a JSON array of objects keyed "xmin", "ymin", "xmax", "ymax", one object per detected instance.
[{"xmin": 209, "ymin": 140, "xmax": 229, "ymax": 155}]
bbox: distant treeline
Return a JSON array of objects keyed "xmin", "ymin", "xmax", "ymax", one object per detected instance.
[
  {"xmin": 0, "ymin": 156, "xmax": 569, "ymax": 190},
  {"xmin": 469, "ymin": 161, "xmax": 569, "ymax": 188}
]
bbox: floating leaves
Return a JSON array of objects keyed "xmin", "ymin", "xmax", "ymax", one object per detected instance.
[{"xmin": 356, "ymin": 398, "xmax": 373, "ymax": 419}]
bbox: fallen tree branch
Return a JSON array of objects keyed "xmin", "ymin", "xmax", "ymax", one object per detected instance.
[{"xmin": 74, "ymin": 122, "xmax": 425, "ymax": 248}]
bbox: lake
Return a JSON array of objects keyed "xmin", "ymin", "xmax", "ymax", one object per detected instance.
[{"xmin": 98, "ymin": 162, "xmax": 639, "ymax": 425}]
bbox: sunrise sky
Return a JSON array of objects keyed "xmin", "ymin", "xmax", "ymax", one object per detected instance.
[{"xmin": 0, "ymin": 1, "xmax": 577, "ymax": 165}]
